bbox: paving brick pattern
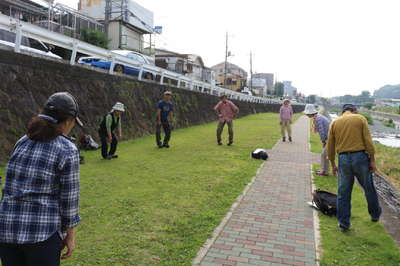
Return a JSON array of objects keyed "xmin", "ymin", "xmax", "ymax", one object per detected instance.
[{"xmin": 199, "ymin": 116, "xmax": 317, "ymax": 266}]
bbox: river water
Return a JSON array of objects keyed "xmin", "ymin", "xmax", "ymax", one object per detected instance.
[{"xmin": 328, "ymin": 113, "xmax": 400, "ymax": 148}]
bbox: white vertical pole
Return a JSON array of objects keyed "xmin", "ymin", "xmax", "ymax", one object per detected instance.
[
  {"xmin": 109, "ymin": 56, "xmax": 115, "ymax": 74},
  {"xmin": 160, "ymin": 71, "xmax": 165, "ymax": 85},
  {"xmin": 70, "ymin": 41, "xmax": 78, "ymax": 65},
  {"xmin": 138, "ymin": 64, "xmax": 144, "ymax": 80},
  {"xmin": 14, "ymin": 22, "xmax": 22, "ymax": 53}
]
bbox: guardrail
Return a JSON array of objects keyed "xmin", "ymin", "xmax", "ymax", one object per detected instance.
[{"xmin": 0, "ymin": 13, "xmax": 301, "ymax": 105}]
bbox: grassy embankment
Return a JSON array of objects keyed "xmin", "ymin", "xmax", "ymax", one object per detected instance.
[
  {"xmin": 310, "ymin": 131, "xmax": 400, "ymax": 266},
  {"xmin": 374, "ymin": 106, "xmax": 400, "ymax": 116},
  {"xmin": 1, "ymin": 113, "xmax": 293, "ymax": 265}
]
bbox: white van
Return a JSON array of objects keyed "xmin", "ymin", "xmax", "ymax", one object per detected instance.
[{"xmin": 0, "ymin": 29, "xmax": 62, "ymax": 59}]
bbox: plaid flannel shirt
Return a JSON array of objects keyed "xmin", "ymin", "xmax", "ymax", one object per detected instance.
[
  {"xmin": 315, "ymin": 114, "xmax": 331, "ymax": 143},
  {"xmin": 0, "ymin": 135, "xmax": 80, "ymax": 244}
]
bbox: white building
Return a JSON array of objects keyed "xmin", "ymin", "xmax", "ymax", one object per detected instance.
[
  {"xmin": 283, "ymin": 80, "xmax": 297, "ymax": 98},
  {"xmin": 154, "ymin": 49, "xmax": 215, "ymax": 83},
  {"xmin": 78, "ymin": 0, "xmax": 154, "ymax": 53},
  {"xmin": 248, "ymin": 78, "xmax": 267, "ymax": 97},
  {"xmin": 252, "ymin": 73, "xmax": 274, "ymax": 90}
]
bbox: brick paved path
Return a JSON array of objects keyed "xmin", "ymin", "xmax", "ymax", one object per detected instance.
[{"xmin": 198, "ymin": 116, "xmax": 319, "ymax": 266}]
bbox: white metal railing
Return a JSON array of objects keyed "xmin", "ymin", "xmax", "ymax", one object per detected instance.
[{"xmin": 0, "ymin": 13, "xmax": 301, "ymax": 105}]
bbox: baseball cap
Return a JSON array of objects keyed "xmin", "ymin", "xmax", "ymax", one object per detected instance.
[{"xmin": 44, "ymin": 92, "xmax": 83, "ymax": 127}]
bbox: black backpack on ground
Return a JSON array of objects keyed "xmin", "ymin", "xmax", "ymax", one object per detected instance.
[
  {"xmin": 312, "ymin": 189, "xmax": 337, "ymax": 216},
  {"xmin": 251, "ymin": 149, "xmax": 269, "ymax": 160}
]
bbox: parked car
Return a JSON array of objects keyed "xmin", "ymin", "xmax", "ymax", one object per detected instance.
[
  {"xmin": 0, "ymin": 29, "xmax": 62, "ymax": 60},
  {"xmin": 80, "ymin": 50, "xmax": 156, "ymax": 79},
  {"xmin": 78, "ymin": 56, "xmax": 103, "ymax": 65}
]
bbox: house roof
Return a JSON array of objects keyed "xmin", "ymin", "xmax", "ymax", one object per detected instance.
[
  {"xmin": 211, "ymin": 61, "xmax": 247, "ymax": 74},
  {"xmin": 155, "ymin": 53, "xmax": 206, "ymax": 68}
]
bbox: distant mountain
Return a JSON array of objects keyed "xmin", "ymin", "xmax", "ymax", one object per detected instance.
[{"xmin": 373, "ymin": 84, "xmax": 400, "ymax": 99}]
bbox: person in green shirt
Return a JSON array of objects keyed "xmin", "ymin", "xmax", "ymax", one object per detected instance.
[{"xmin": 98, "ymin": 102, "xmax": 125, "ymax": 159}]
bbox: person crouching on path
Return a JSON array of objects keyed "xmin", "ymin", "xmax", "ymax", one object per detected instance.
[
  {"xmin": 156, "ymin": 91, "xmax": 174, "ymax": 148},
  {"xmin": 0, "ymin": 92, "xmax": 82, "ymax": 266},
  {"xmin": 304, "ymin": 104, "xmax": 331, "ymax": 176},
  {"xmin": 327, "ymin": 104, "xmax": 381, "ymax": 232},
  {"xmin": 214, "ymin": 95, "xmax": 239, "ymax": 146},
  {"xmin": 98, "ymin": 102, "xmax": 125, "ymax": 159},
  {"xmin": 280, "ymin": 99, "xmax": 293, "ymax": 142}
]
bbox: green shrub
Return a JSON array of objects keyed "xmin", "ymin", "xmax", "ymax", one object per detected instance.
[
  {"xmin": 360, "ymin": 112, "xmax": 374, "ymax": 125},
  {"xmin": 80, "ymin": 29, "xmax": 109, "ymax": 49}
]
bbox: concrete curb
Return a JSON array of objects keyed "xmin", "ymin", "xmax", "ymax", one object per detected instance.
[
  {"xmin": 192, "ymin": 162, "xmax": 266, "ymax": 265},
  {"xmin": 308, "ymin": 125, "xmax": 322, "ymax": 266}
]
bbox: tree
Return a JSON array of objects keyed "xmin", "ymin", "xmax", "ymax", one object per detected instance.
[
  {"xmin": 274, "ymin": 82, "xmax": 284, "ymax": 97},
  {"xmin": 363, "ymin": 102, "xmax": 375, "ymax": 110},
  {"xmin": 80, "ymin": 29, "xmax": 109, "ymax": 49},
  {"xmin": 373, "ymin": 84, "xmax": 400, "ymax": 99},
  {"xmin": 306, "ymin": 95, "xmax": 316, "ymax": 104}
]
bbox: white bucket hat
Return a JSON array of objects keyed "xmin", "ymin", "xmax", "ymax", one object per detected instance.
[
  {"xmin": 111, "ymin": 102, "xmax": 125, "ymax": 112},
  {"xmin": 303, "ymin": 104, "xmax": 318, "ymax": 115}
]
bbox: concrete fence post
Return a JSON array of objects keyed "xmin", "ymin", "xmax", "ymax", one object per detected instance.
[
  {"xmin": 138, "ymin": 64, "xmax": 144, "ymax": 81},
  {"xmin": 70, "ymin": 41, "xmax": 78, "ymax": 65},
  {"xmin": 109, "ymin": 56, "xmax": 115, "ymax": 74},
  {"xmin": 160, "ymin": 71, "xmax": 165, "ymax": 85},
  {"xmin": 13, "ymin": 21, "xmax": 22, "ymax": 53}
]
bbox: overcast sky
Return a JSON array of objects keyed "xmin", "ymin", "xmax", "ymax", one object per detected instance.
[{"xmin": 52, "ymin": 0, "xmax": 400, "ymax": 97}]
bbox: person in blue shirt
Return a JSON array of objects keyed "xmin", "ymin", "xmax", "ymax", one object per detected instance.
[
  {"xmin": 156, "ymin": 91, "xmax": 174, "ymax": 148},
  {"xmin": 0, "ymin": 92, "xmax": 82, "ymax": 266},
  {"xmin": 304, "ymin": 104, "xmax": 331, "ymax": 176}
]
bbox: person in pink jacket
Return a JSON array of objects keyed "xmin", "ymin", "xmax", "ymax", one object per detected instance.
[
  {"xmin": 279, "ymin": 99, "xmax": 294, "ymax": 142},
  {"xmin": 214, "ymin": 95, "xmax": 239, "ymax": 146}
]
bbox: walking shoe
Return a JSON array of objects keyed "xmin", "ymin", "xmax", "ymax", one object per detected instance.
[
  {"xmin": 103, "ymin": 155, "xmax": 112, "ymax": 160},
  {"xmin": 371, "ymin": 217, "xmax": 380, "ymax": 222},
  {"xmin": 338, "ymin": 224, "xmax": 350, "ymax": 232},
  {"xmin": 158, "ymin": 144, "xmax": 164, "ymax": 148},
  {"xmin": 218, "ymin": 142, "xmax": 222, "ymax": 146},
  {"xmin": 289, "ymin": 136, "xmax": 292, "ymax": 142},
  {"xmin": 227, "ymin": 142, "xmax": 233, "ymax": 146},
  {"xmin": 315, "ymin": 170, "xmax": 328, "ymax": 176},
  {"xmin": 110, "ymin": 155, "xmax": 118, "ymax": 159},
  {"xmin": 282, "ymin": 137, "xmax": 286, "ymax": 142},
  {"xmin": 163, "ymin": 144, "xmax": 170, "ymax": 148}
]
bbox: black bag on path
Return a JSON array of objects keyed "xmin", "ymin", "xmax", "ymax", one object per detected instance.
[
  {"xmin": 312, "ymin": 189, "xmax": 337, "ymax": 216},
  {"xmin": 251, "ymin": 149, "xmax": 269, "ymax": 160}
]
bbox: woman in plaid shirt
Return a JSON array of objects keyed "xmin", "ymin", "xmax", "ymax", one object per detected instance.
[{"xmin": 0, "ymin": 92, "xmax": 83, "ymax": 266}]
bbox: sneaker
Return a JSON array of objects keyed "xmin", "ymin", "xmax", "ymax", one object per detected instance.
[
  {"xmin": 282, "ymin": 137, "xmax": 286, "ymax": 142},
  {"xmin": 227, "ymin": 142, "xmax": 233, "ymax": 146},
  {"xmin": 110, "ymin": 155, "xmax": 118, "ymax": 159},
  {"xmin": 103, "ymin": 155, "xmax": 112, "ymax": 160},
  {"xmin": 157, "ymin": 144, "xmax": 164, "ymax": 148},
  {"xmin": 163, "ymin": 144, "xmax": 170, "ymax": 148},
  {"xmin": 218, "ymin": 142, "xmax": 222, "ymax": 146},
  {"xmin": 315, "ymin": 170, "xmax": 328, "ymax": 176},
  {"xmin": 371, "ymin": 217, "xmax": 380, "ymax": 222},
  {"xmin": 289, "ymin": 137, "xmax": 292, "ymax": 142}
]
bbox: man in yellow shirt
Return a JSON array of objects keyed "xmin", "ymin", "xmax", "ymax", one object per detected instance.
[{"xmin": 327, "ymin": 104, "xmax": 381, "ymax": 232}]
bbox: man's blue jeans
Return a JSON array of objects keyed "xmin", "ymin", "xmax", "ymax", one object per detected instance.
[{"xmin": 337, "ymin": 151, "xmax": 381, "ymax": 229}]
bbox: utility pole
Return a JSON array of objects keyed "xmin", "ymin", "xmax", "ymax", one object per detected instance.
[
  {"xmin": 224, "ymin": 31, "xmax": 228, "ymax": 87},
  {"xmin": 249, "ymin": 51, "xmax": 253, "ymax": 91},
  {"xmin": 47, "ymin": 0, "xmax": 54, "ymax": 31},
  {"xmin": 105, "ymin": 0, "xmax": 111, "ymax": 39}
]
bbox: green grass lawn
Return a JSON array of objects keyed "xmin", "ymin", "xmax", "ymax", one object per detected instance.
[
  {"xmin": 1, "ymin": 113, "xmax": 287, "ymax": 265},
  {"xmin": 310, "ymin": 132, "xmax": 400, "ymax": 266}
]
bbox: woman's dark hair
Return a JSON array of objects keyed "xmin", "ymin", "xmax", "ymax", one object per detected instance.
[{"xmin": 27, "ymin": 109, "xmax": 73, "ymax": 142}]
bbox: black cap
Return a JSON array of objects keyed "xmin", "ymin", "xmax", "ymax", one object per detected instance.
[
  {"xmin": 342, "ymin": 104, "xmax": 357, "ymax": 113},
  {"xmin": 44, "ymin": 92, "xmax": 83, "ymax": 127}
]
